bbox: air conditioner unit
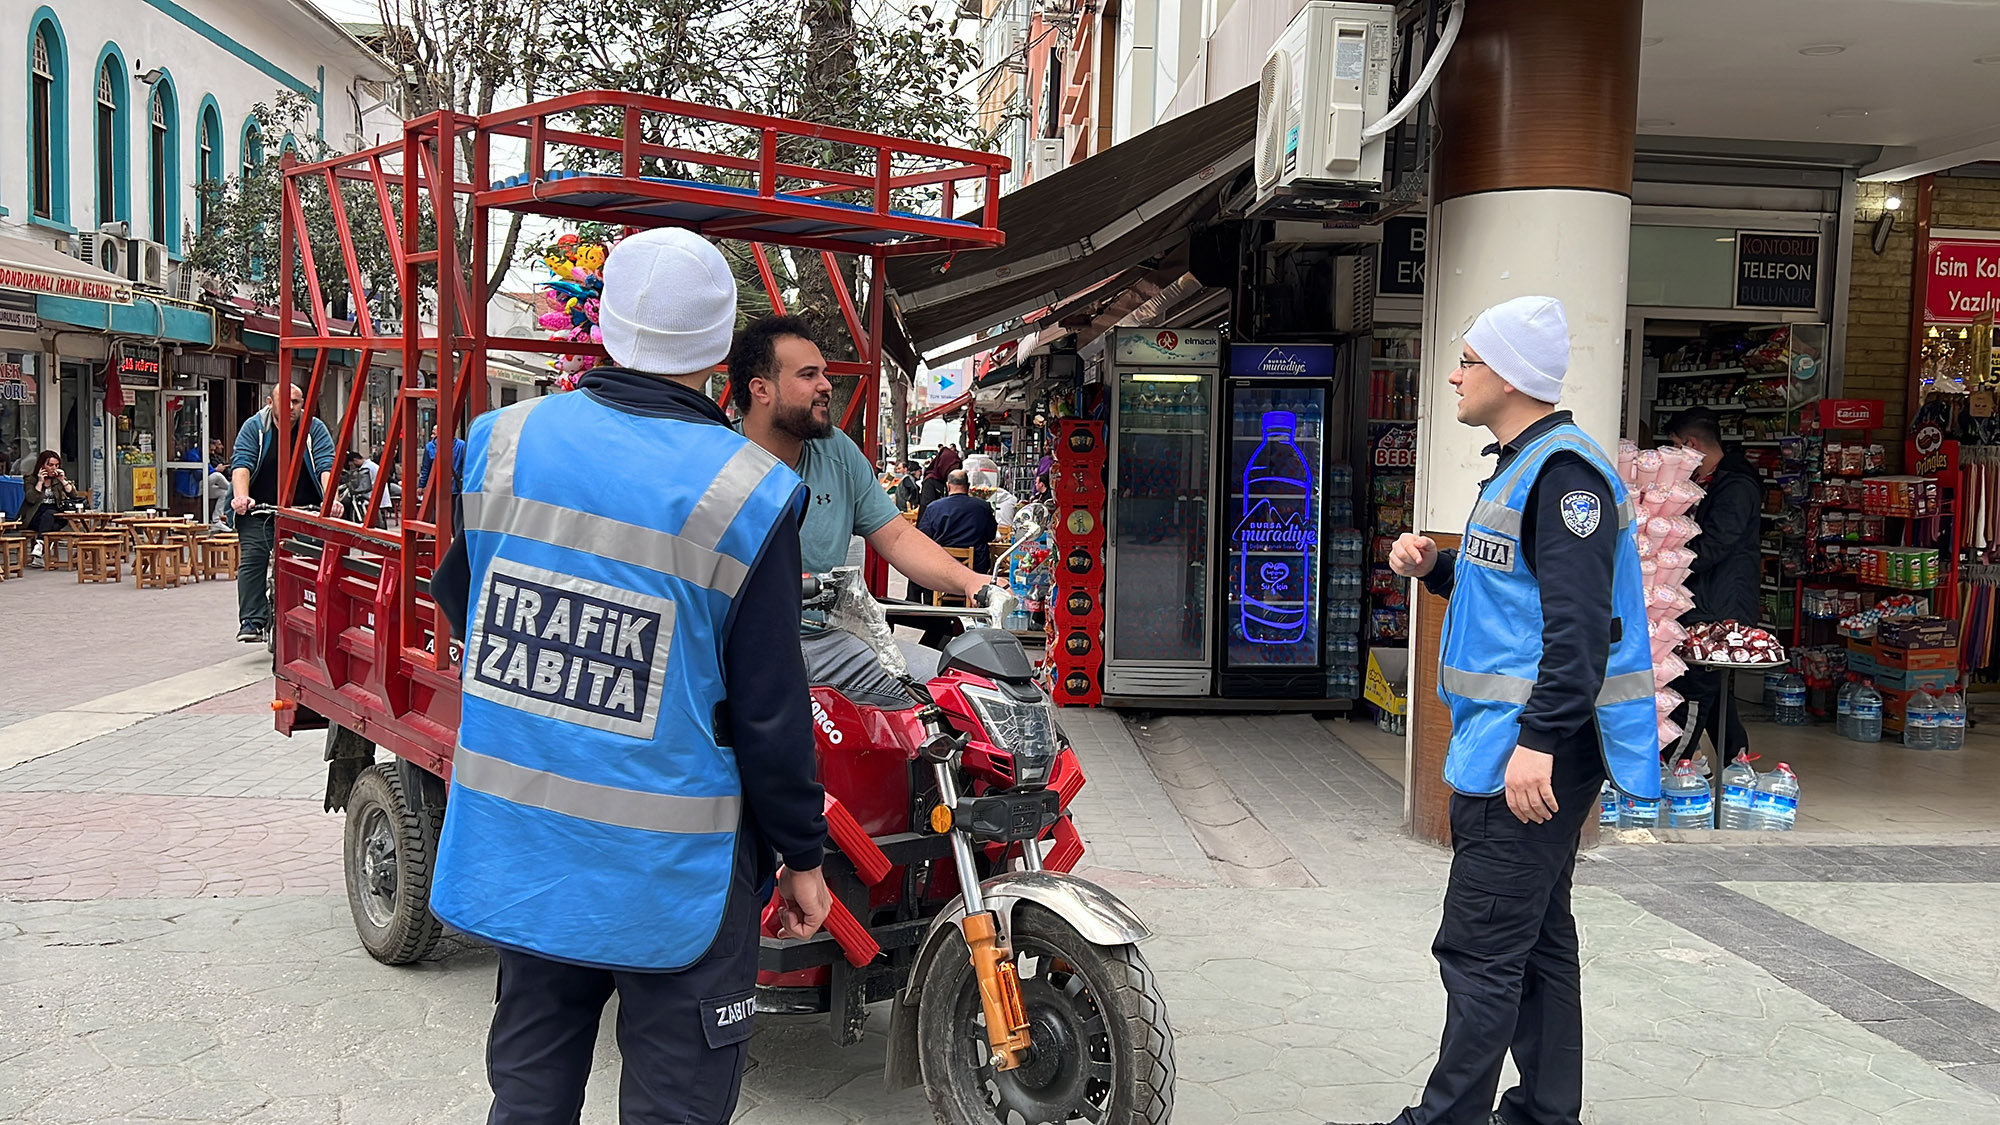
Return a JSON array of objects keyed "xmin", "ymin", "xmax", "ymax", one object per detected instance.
[
  {"xmin": 97, "ymin": 220, "xmax": 132, "ymax": 239},
  {"xmin": 1003, "ymin": 24, "xmax": 1029, "ymax": 71},
  {"xmin": 131, "ymin": 239, "xmax": 170, "ymax": 291},
  {"xmin": 75, "ymin": 231, "xmax": 130, "ymax": 277},
  {"xmin": 1033, "ymin": 137, "xmax": 1066, "ymax": 176},
  {"xmin": 1254, "ymin": 2, "xmax": 1394, "ymax": 199}
]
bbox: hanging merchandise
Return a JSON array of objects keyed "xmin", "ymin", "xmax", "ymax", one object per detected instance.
[
  {"xmin": 528, "ymin": 224, "xmax": 616, "ymax": 391},
  {"xmin": 1618, "ymin": 441, "xmax": 1707, "ymax": 750}
]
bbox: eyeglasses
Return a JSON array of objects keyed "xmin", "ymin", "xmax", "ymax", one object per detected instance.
[{"xmin": 1457, "ymin": 357, "xmax": 1486, "ymax": 370}]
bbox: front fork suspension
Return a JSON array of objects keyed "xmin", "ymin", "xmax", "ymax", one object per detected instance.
[{"xmin": 933, "ymin": 758, "xmax": 1032, "ymax": 1071}]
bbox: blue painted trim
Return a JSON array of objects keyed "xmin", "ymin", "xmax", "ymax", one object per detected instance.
[
  {"xmin": 240, "ymin": 117, "xmax": 263, "ymax": 171},
  {"xmin": 148, "ymin": 68, "xmax": 182, "ymax": 253},
  {"xmin": 92, "ymin": 41, "xmax": 131, "ymax": 229},
  {"xmin": 26, "ymin": 8, "xmax": 71, "ymax": 225},
  {"xmin": 27, "ymin": 213, "xmax": 77, "ymax": 235},
  {"xmin": 195, "ymin": 94, "xmax": 222, "ymax": 232},
  {"xmin": 280, "ymin": 133, "xmax": 299, "ymax": 156},
  {"xmin": 316, "ymin": 66, "xmax": 325, "ymax": 140},
  {"xmin": 132, "ymin": 0, "xmax": 314, "ymax": 97},
  {"xmin": 37, "ymin": 293, "xmax": 215, "ymax": 345}
]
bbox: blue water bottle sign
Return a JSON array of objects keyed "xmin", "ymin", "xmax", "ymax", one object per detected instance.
[{"xmin": 1233, "ymin": 410, "xmax": 1316, "ymax": 645}]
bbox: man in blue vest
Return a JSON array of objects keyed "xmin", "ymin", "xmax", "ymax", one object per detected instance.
[
  {"xmin": 428, "ymin": 227, "xmax": 831, "ymax": 1125},
  {"xmin": 1338, "ymin": 296, "xmax": 1659, "ymax": 1125}
]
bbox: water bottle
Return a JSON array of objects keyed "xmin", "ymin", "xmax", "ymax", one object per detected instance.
[
  {"xmin": 1836, "ymin": 681, "xmax": 1855, "ymax": 739},
  {"xmin": 1773, "ymin": 673, "xmax": 1808, "ymax": 726},
  {"xmin": 1617, "ymin": 791, "xmax": 1661, "ymax": 830},
  {"xmin": 1663, "ymin": 759, "xmax": 1715, "ymax": 830},
  {"xmin": 1236, "ymin": 411, "xmax": 1313, "ymax": 645},
  {"xmin": 1938, "ymin": 691, "xmax": 1966, "ymax": 751},
  {"xmin": 1719, "ymin": 752, "xmax": 1759, "ymax": 830},
  {"xmin": 1851, "ymin": 684, "xmax": 1883, "ymax": 743},
  {"xmin": 1750, "ymin": 763, "xmax": 1801, "ymax": 831},
  {"xmin": 1904, "ymin": 690, "xmax": 1938, "ymax": 750},
  {"xmin": 1599, "ymin": 782, "xmax": 1619, "ymax": 828}
]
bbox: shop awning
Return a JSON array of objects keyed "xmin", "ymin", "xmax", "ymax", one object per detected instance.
[
  {"xmin": 38, "ymin": 294, "xmax": 213, "ymax": 345},
  {"xmin": 0, "ymin": 232, "xmax": 132, "ymax": 305},
  {"xmin": 887, "ymin": 85, "xmax": 1257, "ymax": 357}
]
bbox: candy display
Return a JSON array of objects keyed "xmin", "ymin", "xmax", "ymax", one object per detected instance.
[
  {"xmin": 1683, "ymin": 620, "xmax": 1788, "ymax": 665},
  {"xmin": 1618, "ymin": 440, "xmax": 1708, "ymax": 741}
]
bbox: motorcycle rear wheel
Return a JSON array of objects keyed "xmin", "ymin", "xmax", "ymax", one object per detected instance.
[{"xmin": 916, "ymin": 903, "xmax": 1174, "ymax": 1125}]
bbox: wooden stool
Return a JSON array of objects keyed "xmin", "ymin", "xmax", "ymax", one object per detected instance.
[
  {"xmin": 40, "ymin": 531, "xmax": 81, "ymax": 571},
  {"xmin": 76, "ymin": 536, "xmax": 123, "ymax": 583},
  {"xmin": 173, "ymin": 531, "xmax": 203, "ymax": 583},
  {"xmin": 135, "ymin": 543, "xmax": 182, "ymax": 589},
  {"xmin": 202, "ymin": 536, "xmax": 241, "ymax": 581},
  {"xmin": 0, "ymin": 536, "xmax": 23, "ymax": 579}
]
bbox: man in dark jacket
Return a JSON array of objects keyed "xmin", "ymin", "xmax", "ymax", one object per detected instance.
[{"xmin": 1665, "ymin": 407, "xmax": 1763, "ymax": 764}]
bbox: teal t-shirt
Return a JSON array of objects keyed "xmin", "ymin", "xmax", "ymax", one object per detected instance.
[{"xmin": 794, "ymin": 430, "xmax": 900, "ymax": 575}]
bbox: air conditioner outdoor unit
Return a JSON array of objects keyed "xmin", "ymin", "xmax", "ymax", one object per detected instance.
[
  {"xmin": 1254, "ymin": 1, "xmax": 1394, "ymax": 200},
  {"xmin": 131, "ymin": 239, "xmax": 170, "ymax": 291},
  {"xmin": 76, "ymin": 231, "xmax": 130, "ymax": 277}
]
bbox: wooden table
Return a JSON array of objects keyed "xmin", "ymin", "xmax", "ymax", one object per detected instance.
[
  {"xmin": 60, "ymin": 512, "xmax": 118, "ymax": 534},
  {"xmin": 133, "ymin": 519, "xmax": 197, "ymax": 546}
]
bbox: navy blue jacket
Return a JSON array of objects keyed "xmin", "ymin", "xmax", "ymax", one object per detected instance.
[
  {"xmin": 917, "ymin": 491, "xmax": 998, "ymax": 572},
  {"xmin": 433, "ymin": 369, "xmax": 822, "ymax": 875},
  {"xmin": 1422, "ymin": 411, "xmax": 1615, "ymax": 782}
]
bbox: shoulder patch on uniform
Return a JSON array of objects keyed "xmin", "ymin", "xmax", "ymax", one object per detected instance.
[{"xmin": 1560, "ymin": 490, "xmax": 1602, "ymax": 538}]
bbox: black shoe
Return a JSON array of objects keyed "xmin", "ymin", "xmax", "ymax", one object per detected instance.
[{"xmin": 237, "ymin": 623, "xmax": 262, "ymax": 643}]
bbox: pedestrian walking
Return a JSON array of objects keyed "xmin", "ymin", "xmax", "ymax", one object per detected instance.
[
  {"xmin": 1338, "ymin": 296, "xmax": 1660, "ymax": 1125},
  {"xmin": 425, "ymin": 227, "xmax": 831, "ymax": 1125},
  {"xmin": 228, "ymin": 384, "xmax": 334, "ymax": 642}
]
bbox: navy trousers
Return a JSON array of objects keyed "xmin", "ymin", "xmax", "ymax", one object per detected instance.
[
  {"xmin": 1397, "ymin": 771, "xmax": 1603, "ymax": 1125},
  {"xmin": 484, "ymin": 848, "xmax": 763, "ymax": 1125}
]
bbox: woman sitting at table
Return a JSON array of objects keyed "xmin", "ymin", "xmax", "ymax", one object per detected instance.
[{"xmin": 15, "ymin": 450, "xmax": 81, "ymax": 568}]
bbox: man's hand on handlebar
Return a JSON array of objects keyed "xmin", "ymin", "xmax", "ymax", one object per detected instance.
[{"xmin": 231, "ymin": 495, "xmax": 255, "ymax": 515}]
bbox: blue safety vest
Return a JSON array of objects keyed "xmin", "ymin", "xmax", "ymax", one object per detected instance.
[
  {"xmin": 1437, "ymin": 422, "xmax": 1661, "ymax": 800},
  {"xmin": 430, "ymin": 392, "xmax": 806, "ymax": 970}
]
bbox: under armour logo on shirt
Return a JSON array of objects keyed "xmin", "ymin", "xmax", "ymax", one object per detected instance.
[{"xmin": 816, "ymin": 492, "xmax": 834, "ymax": 507}]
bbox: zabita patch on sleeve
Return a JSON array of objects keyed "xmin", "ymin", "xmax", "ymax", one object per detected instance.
[
  {"xmin": 465, "ymin": 558, "xmax": 677, "ymax": 739},
  {"xmin": 1559, "ymin": 490, "xmax": 1602, "ymax": 538}
]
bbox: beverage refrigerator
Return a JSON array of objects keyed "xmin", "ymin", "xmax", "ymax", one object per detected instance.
[
  {"xmin": 1218, "ymin": 345, "xmax": 1360, "ymax": 700},
  {"xmin": 1102, "ymin": 329, "xmax": 1223, "ymax": 697}
]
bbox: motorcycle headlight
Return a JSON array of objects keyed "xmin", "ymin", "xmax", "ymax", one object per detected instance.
[{"xmin": 961, "ymin": 684, "xmax": 1060, "ymax": 787}]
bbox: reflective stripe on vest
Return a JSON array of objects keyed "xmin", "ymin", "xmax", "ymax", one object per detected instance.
[
  {"xmin": 462, "ymin": 491, "xmax": 756, "ymax": 597},
  {"xmin": 453, "ymin": 744, "xmax": 741, "ymax": 834},
  {"xmin": 1439, "ymin": 665, "xmax": 1656, "ymax": 708}
]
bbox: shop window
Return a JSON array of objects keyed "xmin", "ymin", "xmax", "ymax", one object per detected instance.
[
  {"xmin": 147, "ymin": 76, "xmax": 179, "ymax": 250},
  {"xmin": 94, "ymin": 49, "xmax": 129, "ymax": 228},
  {"xmin": 29, "ymin": 17, "xmax": 68, "ymax": 222},
  {"xmin": 2, "ymin": 354, "xmax": 42, "ymax": 474}
]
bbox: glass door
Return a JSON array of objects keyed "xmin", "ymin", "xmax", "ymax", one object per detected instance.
[
  {"xmin": 1225, "ymin": 382, "xmax": 1328, "ymax": 669},
  {"xmin": 164, "ymin": 390, "xmax": 209, "ymax": 520},
  {"xmin": 1108, "ymin": 370, "xmax": 1214, "ymax": 668}
]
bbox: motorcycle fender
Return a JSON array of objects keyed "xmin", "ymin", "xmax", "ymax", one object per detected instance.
[{"xmin": 882, "ymin": 871, "xmax": 1151, "ymax": 1093}]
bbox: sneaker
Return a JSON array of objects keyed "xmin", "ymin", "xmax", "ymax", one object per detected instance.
[{"xmin": 237, "ymin": 623, "xmax": 263, "ymax": 643}]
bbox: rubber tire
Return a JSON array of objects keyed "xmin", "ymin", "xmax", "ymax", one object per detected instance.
[
  {"xmin": 342, "ymin": 763, "xmax": 444, "ymax": 965},
  {"xmin": 916, "ymin": 903, "xmax": 1175, "ymax": 1125}
]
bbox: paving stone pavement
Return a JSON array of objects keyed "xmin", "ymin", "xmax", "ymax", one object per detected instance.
[{"xmin": 7, "ymin": 656, "xmax": 2000, "ymax": 1121}]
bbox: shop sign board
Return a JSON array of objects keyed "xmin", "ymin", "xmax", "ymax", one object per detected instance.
[
  {"xmin": 925, "ymin": 359, "xmax": 966, "ymax": 405},
  {"xmin": 0, "ymin": 261, "xmax": 132, "ymax": 304},
  {"xmin": 1815, "ymin": 399, "xmax": 1884, "ymax": 429},
  {"xmin": 1368, "ymin": 421, "xmax": 1417, "ymax": 469},
  {"xmin": 1229, "ymin": 344, "xmax": 1336, "ymax": 378},
  {"xmin": 1733, "ymin": 230, "xmax": 1820, "ymax": 310},
  {"xmin": 131, "ymin": 466, "xmax": 157, "ymax": 507},
  {"xmin": 119, "ymin": 345, "xmax": 164, "ymax": 388},
  {"xmin": 1924, "ymin": 235, "xmax": 2000, "ymax": 324},
  {"xmin": 1376, "ymin": 216, "xmax": 1426, "ymax": 297},
  {"xmin": 1113, "ymin": 328, "xmax": 1220, "ymax": 367},
  {"xmin": 1909, "ymin": 426, "xmax": 1957, "ymax": 479},
  {"xmin": 0, "ymin": 295, "xmax": 37, "ymax": 330},
  {"xmin": 0, "ymin": 362, "xmax": 31, "ymax": 403}
]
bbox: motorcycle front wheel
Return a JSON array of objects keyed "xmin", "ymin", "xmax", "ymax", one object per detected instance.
[{"xmin": 916, "ymin": 902, "xmax": 1174, "ymax": 1125}]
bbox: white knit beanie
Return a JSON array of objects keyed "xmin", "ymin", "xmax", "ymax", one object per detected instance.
[
  {"xmin": 598, "ymin": 228, "xmax": 737, "ymax": 375},
  {"xmin": 1464, "ymin": 295, "xmax": 1569, "ymax": 404}
]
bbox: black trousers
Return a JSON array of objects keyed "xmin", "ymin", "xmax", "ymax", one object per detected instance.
[
  {"xmin": 1398, "ymin": 772, "xmax": 1602, "ymax": 1125},
  {"xmin": 1669, "ymin": 667, "xmax": 1748, "ymax": 764},
  {"xmin": 484, "ymin": 845, "xmax": 763, "ymax": 1125}
]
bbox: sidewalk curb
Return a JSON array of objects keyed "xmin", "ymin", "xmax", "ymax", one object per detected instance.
[{"xmin": 0, "ymin": 653, "xmax": 271, "ymax": 773}]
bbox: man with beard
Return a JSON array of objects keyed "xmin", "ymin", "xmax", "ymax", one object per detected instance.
[
  {"xmin": 230, "ymin": 381, "xmax": 334, "ymax": 643},
  {"xmin": 730, "ymin": 316, "xmax": 998, "ymax": 705}
]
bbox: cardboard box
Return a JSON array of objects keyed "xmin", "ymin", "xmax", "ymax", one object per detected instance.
[
  {"xmin": 1846, "ymin": 641, "xmax": 1880, "ymax": 679},
  {"xmin": 1877, "ymin": 617, "xmax": 1960, "ymax": 650},
  {"xmin": 1874, "ymin": 642, "xmax": 1959, "ymax": 672},
  {"xmin": 1874, "ymin": 667, "xmax": 1958, "ymax": 693}
]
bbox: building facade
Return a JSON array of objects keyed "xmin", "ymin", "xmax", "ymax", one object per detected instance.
[{"xmin": 0, "ymin": 0, "xmax": 394, "ymax": 513}]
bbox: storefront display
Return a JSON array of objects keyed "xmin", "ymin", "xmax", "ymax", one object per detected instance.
[
  {"xmin": 1049, "ymin": 418, "xmax": 1107, "ymax": 706},
  {"xmin": 1, "ymin": 353, "xmax": 41, "ymax": 475}
]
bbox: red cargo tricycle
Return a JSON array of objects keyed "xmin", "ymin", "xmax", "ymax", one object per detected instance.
[{"xmin": 264, "ymin": 94, "xmax": 1174, "ymax": 1124}]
